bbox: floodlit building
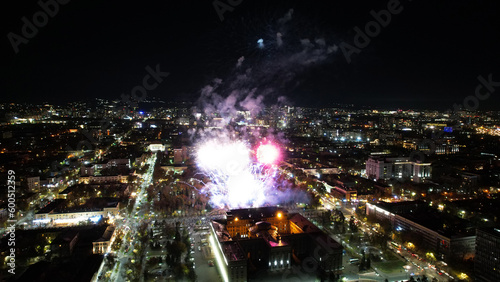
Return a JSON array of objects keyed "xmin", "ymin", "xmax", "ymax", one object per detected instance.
[
  {"xmin": 365, "ymin": 156, "xmax": 431, "ymax": 183},
  {"xmin": 330, "ymin": 186, "xmax": 357, "ymax": 202},
  {"xmin": 148, "ymin": 141, "xmax": 165, "ymax": 152},
  {"xmin": 78, "ymin": 175, "xmax": 129, "ymax": 184},
  {"xmin": 34, "ymin": 199, "xmax": 120, "ymax": 226},
  {"xmin": 93, "ymin": 225, "xmax": 115, "ymax": 254},
  {"xmin": 366, "ymin": 201, "xmax": 475, "ymax": 263},
  {"xmin": 209, "ymin": 207, "xmax": 343, "ymax": 282}
]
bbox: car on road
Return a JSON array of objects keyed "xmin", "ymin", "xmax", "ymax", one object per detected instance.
[
  {"xmin": 349, "ymin": 258, "xmax": 359, "ymax": 264},
  {"xmin": 208, "ymin": 260, "xmax": 214, "ymax": 267}
]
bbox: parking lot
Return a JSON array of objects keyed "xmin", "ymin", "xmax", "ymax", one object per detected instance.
[{"xmin": 189, "ymin": 226, "xmax": 221, "ymax": 282}]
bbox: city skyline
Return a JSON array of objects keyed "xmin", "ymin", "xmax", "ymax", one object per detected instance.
[
  {"xmin": 1, "ymin": 0, "xmax": 500, "ymax": 110},
  {"xmin": 2, "ymin": 1, "xmax": 500, "ymax": 281}
]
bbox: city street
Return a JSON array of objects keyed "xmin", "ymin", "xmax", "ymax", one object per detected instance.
[
  {"xmin": 94, "ymin": 153, "xmax": 157, "ymax": 281},
  {"xmin": 189, "ymin": 226, "xmax": 221, "ymax": 282}
]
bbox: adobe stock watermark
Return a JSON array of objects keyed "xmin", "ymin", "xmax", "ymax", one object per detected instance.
[
  {"xmin": 409, "ymin": 73, "xmax": 499, "ymax": 162},
  {"xmin": 50, "ymin": 64, "xmax": 169, "ymax": 172},
  {"xmin": 7, "ymin": 0, "xmax": 70, "ymax": 54},
  {"xmin": 338, "ymin": 0, "xmax": 410, "ymax": 64},
  {"xmin": 213, "ymin": 0, "xmax": 243, "ymax": 21},
  {"xmin": 120, "ymin": 64, "xmax": 170, "ymax": 112},
  {"xmin": 282, "ymin": 235, "xmax": 340, "ymax": 281},
  {"xmin": 6, "ymin": 170, "xmax": 17, "ymax": 275}
]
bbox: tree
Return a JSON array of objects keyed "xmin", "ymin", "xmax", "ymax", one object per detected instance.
[
  {"xmin": 173, "ymin": 264, "xmax": 188, "ymax": 279},
  {"xmin": 321, "ymin": 210, "xmax": 332, "ymax": 227},
  {"xmin": 127, "ymin": 198, "xmax": 136, "ymax": 214},
  {"xmin": 355, "ymin": 204, "xmax": 366, "ymax": 218},
  {"xmin": 167, "ymin": 241, "xmax": 186, "ymax": 263},
  {"xmin": 379, "ymin": 218, "xmax": 392, "ymax": 235},
  {"xmin": 309, "ymin": 195, "xmax": 321, "ymax": 209},
  {"xmin": 316, "ymin": 182, "xmax": 327, "ymax": 195},
  {"xmin": 187, "ymin": 267, "xmax": 197, "ymax": 282},
  {"xmin": 127, "ymin": 174, "xmax": 137, "ymax": 184},
  {"xmin": 360, "ymin": 249, "xmax": 366, "ymax": 271},
  {"xmin": 153, "ymin": 166, "xmax": 165, "ymax": 181},
  {"xmin": 349, "ymin": 216, "xmax": 358, "ymax": 233}
]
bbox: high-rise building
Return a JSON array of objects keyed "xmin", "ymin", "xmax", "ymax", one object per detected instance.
[
  {"xmin": 365, "ymin": 156, "xmax": 431, "ymax": 183},
  {"xmin": 475, "ymin": 228, "xmax": 500, "ymax": 282},
  {"xmin": 173, "ymin": 146, "xmax": 188, "ymax": 164},
  {"xmin": 27, "ymin": 176, "xmax": 41, "ymax": 192}
]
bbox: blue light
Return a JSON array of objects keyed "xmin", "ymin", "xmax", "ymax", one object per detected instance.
[
  {"xmin": 257, "ymin": 38, "xmax": 264, "ymax": 49},
  {"xmin": 90, "ymin": 215, "xmax": 102, "ymax": 223}
]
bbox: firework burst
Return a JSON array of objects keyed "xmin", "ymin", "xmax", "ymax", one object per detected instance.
[{"xmin": 196, "ymin": 138, "xmax": 282, "ymax": 209}]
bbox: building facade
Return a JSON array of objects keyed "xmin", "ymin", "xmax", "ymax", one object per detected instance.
[
  {"xmin": 475, "ymin": 228, "xmax": 500, "ymax": 282},
  {"xmin": 366, "ymin": 202, "xmax": 475, "ymax": 263},
  {"xmin": 78, "ymin": 175, "xmax": 128, "ymax": 184},
  {"xmin": 35, "ymin": 202, "xmax": 119, "ymax": 226},
  {"xmin": 365, "ymin": 156, "xmax": 431, "ymax": 183},
  {"xmin": 27, "ymin": 176, "xmax": 41, "ymax": 192},
  {"xmin": 210, "ymin": 207, "xmax": 342, "ymax": 282}
]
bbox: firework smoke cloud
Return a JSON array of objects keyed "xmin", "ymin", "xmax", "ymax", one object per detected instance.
[{"xmin": 192, "ymin": 9, "xmax": 336, "ymax": 209}]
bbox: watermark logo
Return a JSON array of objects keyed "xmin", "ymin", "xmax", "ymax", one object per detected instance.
[
  {"xmin": 120, "ymin": 64, "xmax": 170, "ymax": 112},
  {"xmin": 7, "ymin": 0, "xmax": 70, "ymax": 54},
  {"xmin": 339, "ymin": 0, "xmax": 407, "ymax": 64},
  {"xmin": 213, "ymin": 0, "xmax": 243, "ymax": 22},
  {"xmin": 6, "ymin": 170, "xmax": 17, "ymax": 275},
  {"xmin": 452, "ymin": 74, "xmax": 500, "ymax": 112},
  {"xmin": 409, "ymin": 73, "xmax": 499, "ymax": 162}
]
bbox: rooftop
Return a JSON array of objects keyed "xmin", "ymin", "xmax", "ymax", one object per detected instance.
[
  {"xmin": 289, "ymin": 213, "xmax": 321, "ymax": 233},
  {"xmin": 221, "ymin": 241, "xmax": 246, "ymax": 262},
  {"xmin": 227, "ymin": 206, "xmax": 287, "ymax": 220},
  {"xmin": 36, "ymin": 199, "xmax": 66, "ymax": 214}
]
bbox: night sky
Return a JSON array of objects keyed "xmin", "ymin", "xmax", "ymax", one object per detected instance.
[{"xmin": 2, "ymin": 0, "xmax": 500, "ymax": 110}]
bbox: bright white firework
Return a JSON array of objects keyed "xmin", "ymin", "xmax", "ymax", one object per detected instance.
[
  {"xmin": 197, "ymin": 139, "xmax": 249, "ymax": 176},
  {"xmin": 196, "ymin": 139, "xmax": 278, "ymax": 209},
  {"xmin": 256, "ymin": 143, "xmax": 280, "ymax": 165}
]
